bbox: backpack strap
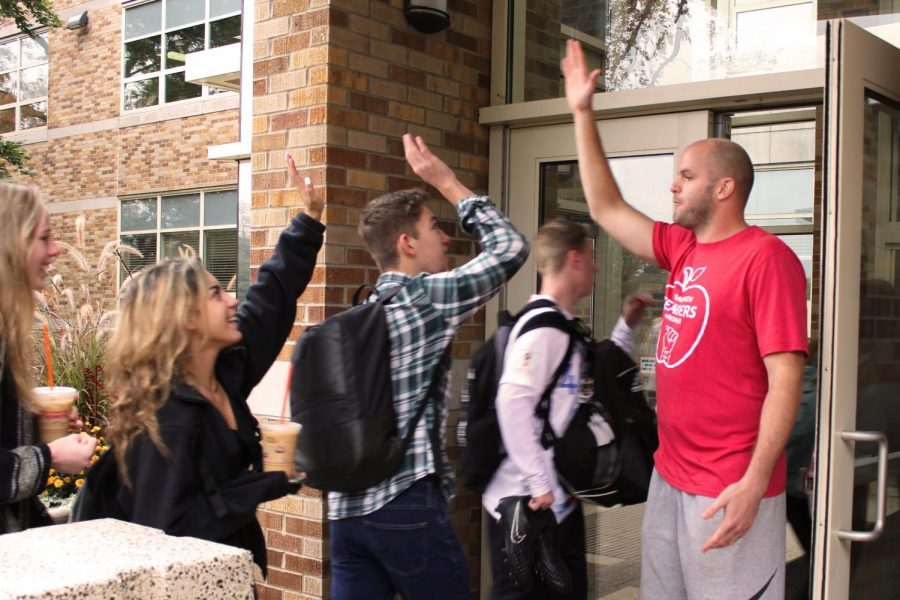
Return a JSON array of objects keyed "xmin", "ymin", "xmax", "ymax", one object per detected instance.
[
  {"xmin": 352, "ymin": 283, "xmax": 402, "ymax": 306},
  {"xmin": 399, "ymin": 344, "xmax": 452, "ymax": 477},
  {"xmin": 358, "ymin": 281, "xmax": 447, "ymax": 479},
  {"xmin": 508, "ymin": 307, "xmax": 586, "ymax": 449}
]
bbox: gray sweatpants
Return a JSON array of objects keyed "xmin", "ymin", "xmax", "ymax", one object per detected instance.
[{"xmin": 639, "ymin": 470, "xmax": 786, "ymax": 600}]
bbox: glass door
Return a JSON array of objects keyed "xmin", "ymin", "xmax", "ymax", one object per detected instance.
[
  {"xmin": 816, "ymin": 19, "xmax": 900, "ymax": 599},
  {"xmin": 505, "ymin": 112, "xmax": 709, "ymax": 598}
]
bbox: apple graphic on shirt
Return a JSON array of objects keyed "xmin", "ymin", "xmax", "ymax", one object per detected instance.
[{"xmin": 657, "ymin": 266, "xmax": 710, "ymax": 368}]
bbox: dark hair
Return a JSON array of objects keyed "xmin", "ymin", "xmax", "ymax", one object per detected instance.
[
  {"xmin": 358, "ymin": 188, "xmax": 429, "ymax": 270},
  {"xmin": 534, "ymin": 220, "xmax": 588, "ymax": 275}
]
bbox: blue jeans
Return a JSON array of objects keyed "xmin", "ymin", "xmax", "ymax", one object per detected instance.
[{"xmin": 330, "ymin": 478, "xmax": 470, "ymax": 600}]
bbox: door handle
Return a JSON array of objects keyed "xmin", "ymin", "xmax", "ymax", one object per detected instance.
[{"xmin": 836, "ymin": 430, "xmax": 888, "ymax": 542}]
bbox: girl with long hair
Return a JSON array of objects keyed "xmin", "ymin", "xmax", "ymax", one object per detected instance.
[
  {"xmin": 1, "ymin": 183, "xmax": 97, "ymax": 534},
  {"xmin": 102, "ymin": 156, "xmax": 323, "ymax": 573}
]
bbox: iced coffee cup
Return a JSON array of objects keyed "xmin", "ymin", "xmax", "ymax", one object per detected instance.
[
  {"xmin": 259, "ymin": 420, "xmax": 301, "ymax": 476},
  {"xmin": 33, "ymin": 386, "xmax": 77, "ymax": 444}
]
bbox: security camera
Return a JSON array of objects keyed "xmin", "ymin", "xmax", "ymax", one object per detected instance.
[
  {"xmin": 404, "ymin": 0, "xmax": 449, "ymax": 34},
  {"xmin": 66, "ymin": 11, "xmax": 88, "ymax": 30}
]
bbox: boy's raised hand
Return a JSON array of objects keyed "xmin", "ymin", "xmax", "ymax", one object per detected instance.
[
  {"xmin": 287, "ymin": 153, "xmax": 324, "ymax": 221},
  {"xmin": 402, "ymin": 133, "xmax": 473, "ymax": 205}
]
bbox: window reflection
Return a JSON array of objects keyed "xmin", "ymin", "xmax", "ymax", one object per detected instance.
[
  {"xmin": 122, "ymin": 0, "xmax": 240, "ymax": 110},
  {"xmin": 0, "ymin": 33, "xmax": 48, "ymax": 132},
  {"xmin": 514, "ymin": 0, "xmax": 823, "ymax": 100}
]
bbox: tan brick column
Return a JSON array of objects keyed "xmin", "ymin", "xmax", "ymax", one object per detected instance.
[{"xmin": 253, "ymin": 1, "xmax": 495, "ymax": 597}]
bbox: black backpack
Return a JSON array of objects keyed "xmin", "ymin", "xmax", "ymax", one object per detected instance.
[
  {"xmin": 458, "ymin": 299, "xmax": 577, "ymax": 492},
  {"xmin": 460, "ymin": 302, "xmax": 658, "ymax": 506},
  {"xmin": 291, "ymin": 285, "xmax": 444, "ymax": 493},
  {"xmin": 545, "ymin": 338, "xmax": 658, "ymax": 506}
]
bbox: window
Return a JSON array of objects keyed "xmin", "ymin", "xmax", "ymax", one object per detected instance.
[
  {"xmin": 0, "ymin": 33, "xmax": 48, "ymax": 133},
  {"xmin": 119, "ymin": 189, "xmax": 238, "ymax": 289},
  {"xmin": 730, "ymin": 108, "xmax": 817, "ymax": 333},
  {"xmin": 122, "ymin": 0, "xmax": 241, "ymax": 111}
]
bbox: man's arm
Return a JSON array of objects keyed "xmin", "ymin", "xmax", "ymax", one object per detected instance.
[
  {"xmin": 562, "ymin": 40, "xmax": 656, "ymax": 264},
  {"xmin": 700, "ymin": 350, "xmax": 806, "ymax": 551},
  {"xmin": 403, "ymin": 134, "xmax": 529, "ymax": 323}
]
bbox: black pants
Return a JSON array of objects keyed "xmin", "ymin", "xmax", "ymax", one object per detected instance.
[{"xmin": 487, "ymin": 502, "xmax": 588, "ymax": 600}]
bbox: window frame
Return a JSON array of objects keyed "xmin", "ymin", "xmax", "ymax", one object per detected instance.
[
  {"xmin": 120, "ymin": 0, "xmax": 240, "ymax": 112},
  {"xmin": 118, "ymin": 187, "xmax": 239, "ymax": 289},
  {"xmin": 0, "ymin": 31, "xmax": 49, "ymax": 134}
]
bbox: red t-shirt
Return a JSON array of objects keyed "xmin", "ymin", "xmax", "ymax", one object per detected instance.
[{"xmin": 652, "ymin": 223, "xmax": 808, "ymax": 497}]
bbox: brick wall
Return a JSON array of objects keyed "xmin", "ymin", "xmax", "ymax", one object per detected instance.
[
  {"xmin": 251, "ymin": 0, "xmax": 494, "ymax": 597},
  {"xmin": 1, "ymin": 3, "xmax": 239, "ymax": 273},
  {"xmin": 47, "ymin": 4, "xmax": 120, "ymax": 127}
]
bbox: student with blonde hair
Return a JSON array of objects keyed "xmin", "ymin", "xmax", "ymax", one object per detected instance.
[
  {"xmin": 1, "ymin": 183, "xmax": 97, "ymax": 534},
  {"xmin": 101, "ymin": 156, "xmax": 323, "ymax": 574}
]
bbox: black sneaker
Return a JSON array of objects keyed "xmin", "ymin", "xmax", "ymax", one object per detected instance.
[
  {"xmin": 534, "ymin": 521, "xmax": 573, "ymax": 595},
  {"xmin": 496, "ymin": 496, "xmax": 538, "ymax": 591}
]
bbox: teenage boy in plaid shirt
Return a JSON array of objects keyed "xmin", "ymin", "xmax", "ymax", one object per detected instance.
[{"xmin": 328, "ymin": 134, "xmax": 529, "ymax": 600}]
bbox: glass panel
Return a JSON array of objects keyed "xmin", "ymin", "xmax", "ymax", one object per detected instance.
[
  {"xmin": 164, "ymin": 71, "xmax": 202, "ymax": 103},
  {"xmin": 209, "ymin": 0, "xmax": 241, "ymax": 19},
  {"xmin": 121, "ymin": 198, "xmax": 157, "ymax": 231},
  {"xmin": 161, "ymin": 229, "xmax": 200, "ymax": 258},
  {"xmin": 735, "ymin": 3, "xmax": 816, "ymax": 75},
  {"xmin": 161, "ymin": 193, "xmax": 200, "ymax": 228},
  {"xmin": 125, "ymin": 1, "xmax": 162, "ymax": 41},
  {"xmin": 0, "ymin": 72, "xmax": 16, "ymax": 104},
  {"xmin": 540, "ymin": 155, "xmax": 672, "ymax": 596},
  {"xmin": 20, "ymin": 35, "xmax": 47, "ymax": 67},
  {"xmin": 124, "ymin": 36, "xmax": 162, "ymax": 77},
  {"xmin": 746, "ymin": 169, "xmax": 815, "ymax": 222},
  {"xmin": 204, "ymin": 228, "xmax": 237, "ymax": 290},
  {"xmin": 514, "ymin": 0, "xmax": 819, "ymax": 101},
  {"xmin": 850, "ymin": 93, "xmax": 900, "ymax": 600},
  {"xmin": 204, "ymin": 189, "xmax": 237, "ymax": 225},
  {"xmin": 0, "ymin": 107, "xmax": 14, "ymax": 133},
  {"xmin": 20, "ymin": 101, "xmax": 46, "ymax": 129},
  {"xmin": 165, "ymin": 0, "xmax": 205, "ymax": 29},
  {"xmin": 780, "ymin": 234, "xmax": 813, "ymax": 285},
  {"xmin": 165, "ymin": 24, "xmax": 204, "ymax": 68},
  {"xmin": 209, "ymin": 15, "xmax": 241, "ymax": 48},
  {"xmin": 124, "ymin": 77, "xmax": 159, "ymax": 110},
  {"xmin": 0, "ymin": 40, "xmax": 16, "ymax": 71},
  {"xmin": 19, "ymin": 65, "xmax": 47, "ymax": 100},
  {"xmin": 119, "ymin": 233, "xmax": 156, "ymax": 277}
]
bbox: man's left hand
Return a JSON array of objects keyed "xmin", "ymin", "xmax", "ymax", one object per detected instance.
[{"xmin": 700, "ymin": 478, "xmax": 766, "ymax": 551}]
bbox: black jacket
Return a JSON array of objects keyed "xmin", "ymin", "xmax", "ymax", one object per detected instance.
[{"xmin": 116, "ymin": 211, "xmax": 324, "ymax": 572}]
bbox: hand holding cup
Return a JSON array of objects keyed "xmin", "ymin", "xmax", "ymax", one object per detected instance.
[{"xmin": 48, "ymin": 432, "xmax": 97, "ymax": 473}]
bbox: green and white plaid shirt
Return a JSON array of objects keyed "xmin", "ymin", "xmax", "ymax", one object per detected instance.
[{"xmin": 328, "ymin": 196, "xmax": 529, "ymax": 520}]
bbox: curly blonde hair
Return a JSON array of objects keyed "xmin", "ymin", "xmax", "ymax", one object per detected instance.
[
  {"xmin": 0, "ymin": 183, "xmax": 46, "ymax": 412},
  {"xmin": 105, "ymin": 258, "xmax": 207, "ymax": 486}
]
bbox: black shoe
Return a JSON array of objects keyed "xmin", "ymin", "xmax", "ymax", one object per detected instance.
[
  {"xmin": 496, "ymin": 496, "xmax": 538, "ymax": 591},
  {"xmin": 535, "ymin": 525, "xmax": 573, "ymax": 595}
]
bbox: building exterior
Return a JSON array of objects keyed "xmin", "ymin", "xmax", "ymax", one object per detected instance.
[{"xmin": 2, "ymin": 0, "xmax": 897, "ymax": 598}]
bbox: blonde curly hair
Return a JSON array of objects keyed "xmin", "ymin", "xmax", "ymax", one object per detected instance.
[{"xmin": 105, "ymin": 257, "xmax": 207, "ymax": 486}]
